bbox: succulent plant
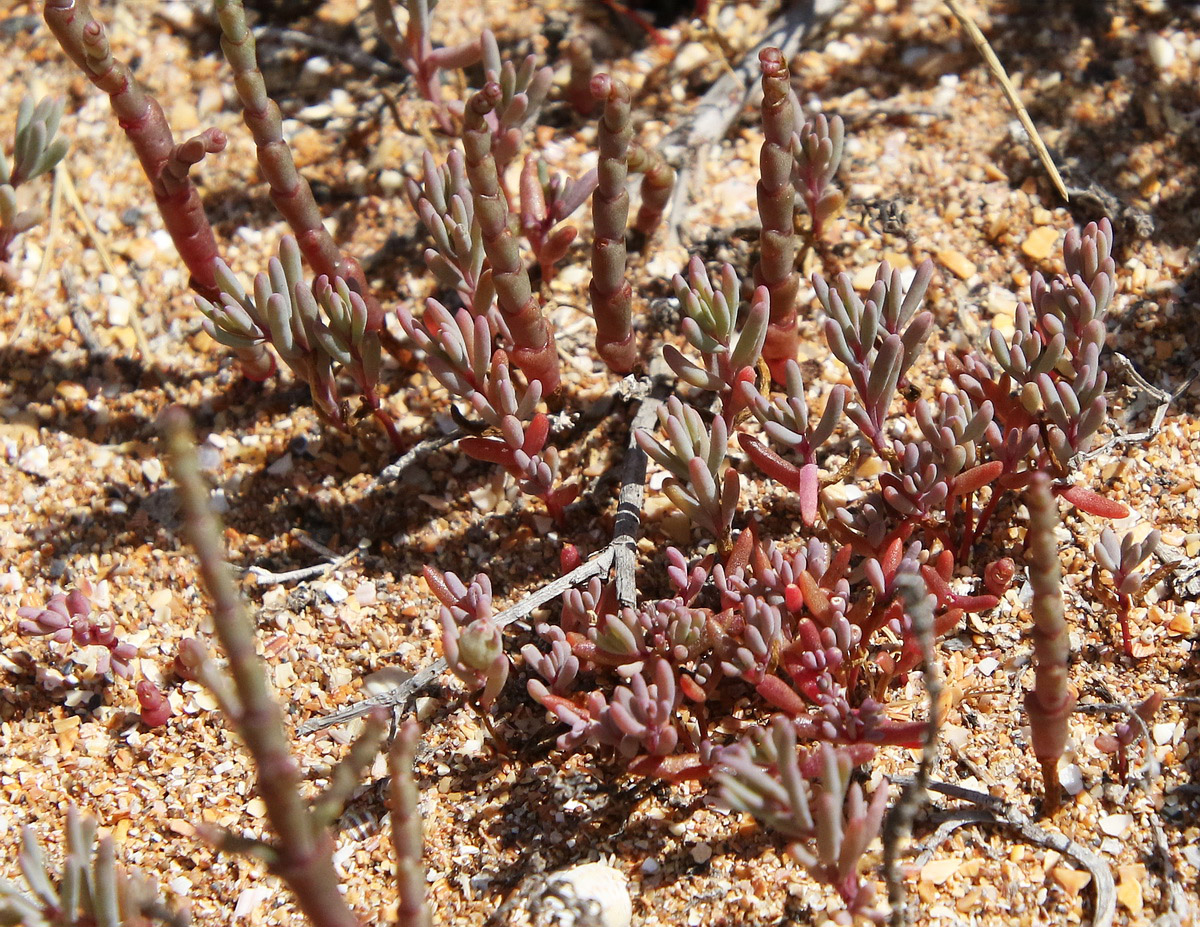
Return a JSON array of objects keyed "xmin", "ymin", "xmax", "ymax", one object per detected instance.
[
  {"xmin": 715, "ymin": 722, "xmax": 888, "ymax": 923},
  {"xmin": 0, "ymin": 95, "xmax": 69, "ymax": 266},
  {"xmin": 425, "ymin": 567, "xmax": 509, "ymax": 710},
  {"xmin": 0, "ymin": 807, "xmax": 189, "ymax": 927}
]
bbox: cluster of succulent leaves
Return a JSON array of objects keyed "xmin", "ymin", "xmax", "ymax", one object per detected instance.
[
  {"xmin": 1, "ymin": 95, "xmax": 68, "ymax": 268},
  {"xmin": 435, "ymin": 217, "xmax": 1130, "ymax": 922},
  {"xmin": 16, "ymin": 587, "xmax": 171, "ymax": 727},
  {"xmin": 0, "ymin": 806, "xmax": 189, "ymax": 927}
]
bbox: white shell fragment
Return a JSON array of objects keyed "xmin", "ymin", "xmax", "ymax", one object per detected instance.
[{"xmin": 537, "ymin": 861, "xmax": 632, "ymax": 927}]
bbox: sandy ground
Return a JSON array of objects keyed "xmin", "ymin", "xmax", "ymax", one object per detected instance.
[{"xmin": 1, "ymin": 0, "xmax": 1199, "ymax": 924}]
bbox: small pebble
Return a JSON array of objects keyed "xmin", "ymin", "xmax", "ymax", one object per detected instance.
[
  {"xmin": 107, "ymin": 296, "xmax": 132, "ymax": 329},
  {"xmin": 1059, "ymin": 763, "xmax": 1084, "ymax": 795},
  {"xmin": 323, "ymin": 581, "xmax": 349, "ymax": 604},
  {"xmin": 17, "ymin": 444, "xmax": 50, "ymax": 478},
  {"xmin": 1099, "ymin": 812, "xmax": 1132, "ymax": 837},
  {"xmin": 142, "ymin": 458, "xmax": 163, "ymax": 483},
  {"xmin": 1021, "ymin": 226, "xmax": 1059, "ymax": 261},
  {"xmin": 266, "ymin": 453, "xmax": 294, "ymax": 476},
  {"xmin": 378, "ymin": 169, "xmax": 404, "ymax": 194},
  {"xmin": 1147, "ymin": 33, "xmax": 1176, "ymax": 70},
  {"xmin": 1116, "ymin": 865, "xmax": 1144, "ymax": 915},
  {"xmin": 1153, "ymin": 721, "xmax": 1176, "ymax": 745},
  {"xmin": 1051, "ymin": 866, "xmax": 1091, "ymax": 898},
  {"xmin": 920, "ymin": 858, "xmax": 961, "ymax": 885},
  {"xmin": 937, "ymin": 249, "xmax": 976, "ymax": 280}
]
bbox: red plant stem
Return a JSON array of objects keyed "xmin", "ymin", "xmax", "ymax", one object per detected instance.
[
  {"xmin": 755, "ymin": 48, "xmax": 799, "ymax": 380},
  {"xmin": 163, "ymin": 408, "xmax": 359, "ymax": 927},
  {"xmin": 363, "ymin": 390, "xmax": 404, "ymax": 452},
  {"xmin": 563, "ymin": 37, "xmax": 596, "ymax": 116},
  {"xmin": 627, "ymin": 143, "xmax": 676, "ymax": 237},
  {"xmin": 43, "ymin": 0, "xmax": 223, "ymax": 300},
  {"xmin": 388, "ymin": 721, "xmax": 433, "ymax": 927},
  {"xmin": 1024, "ymin": 473, "xmax": 1076, "ymax": 814},
  {"xmin": 598, "ymin": 0, "xmax": 669, "ymax": 45},
  {"xmin": 212, "ymin": 0, "xmax": 382, "ymax": 330},
  {"xmin": 462, "ymin": 83, "xmax": 561, "ymax": 392},
  {"xmin": 590, "ymin": 74, "xmax": 636, "ymax": 373}
]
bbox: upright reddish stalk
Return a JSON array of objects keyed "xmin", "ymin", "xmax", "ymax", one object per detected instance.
[
  {"xmin": 1024, "ymin": 473, "xmax": 1076, "ymax": 813},
  {"xmin": 754, "ymin": 48, "xmax": 800, "ymax": 380},
  {"xmin": 627, "ymin": 143, "xmax": 676, "ymax": 237},
  {"xmin": 163, "ymin": 407, "xmax": 358, "ymax": 927},
  {"xmin": 212, "ymin": 0, "xmax": 381, "ymax": 330},
  {"xmin": 590, "ymin": 74, "xmax": 636, "ymax": 373},
  {"xmin": 43, "ymin": 0, "xmax": 225, "ymax": 299},
  {"xmin": 462, "ymin": 83, "xmax": 561, "ymax": 393}
]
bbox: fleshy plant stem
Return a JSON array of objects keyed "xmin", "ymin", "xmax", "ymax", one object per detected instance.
[
  {"xmin": 1024, "ymin": 473, "xmax": 1076, "ymax": 814},
  {"xmin": 162, "ymin": 407, "xmax": 359, "ymax": 927},
  {"xmin": 212, "ymin": 0, "xmax": 382, "ymax": 330},
  {"xmin": 43, "ymin": 0, "xmax": 225, "ymax": 299},
  {"xmin": 388, "ymin": 720, "xmax": 433, "ymax": 927},
  {"xmin": 590, "ymin": 74, "xmax": 636, "ymax": 374},
  {"xmin": 462, "ymin": 82, "xmax": 561, "ymax": 392},
  {"xmin": 754, "ymin": 47, "xmax": 799, "ymax": 380}
]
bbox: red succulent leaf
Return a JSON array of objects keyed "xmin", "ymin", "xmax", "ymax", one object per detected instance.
[
  {"xmin": 796, "ymin": 571, "xmax": 832, "ymax": 624},
  {"xmin": 459, "ymin": 435, "xmax": 517, "ymax": 468},
  {"xmin": 422, "ymin": 565, "xmax": 454, "ymax": 606},
  {"xmin": 879, "ymin": 535, "xmax": 904, "ymax": 580},
  {"xmin": 522, "ymin": 412, "xmax": 550, "ymax": 456},
  {"xmin": 629, "ymin": 752, "xmax": 709, "ymax": 781},
  {"xmin": 725, "ymin": 523, "xmax": 757, "ymax": 577},
  {"xmin": 680, "ymin": 674, "xmax": 708, "ymax": 703},
  {"xmin": 560, "ymin": 544, "xmax": 583, "ymax": 575},
  {"xmin": 738, "ymin": 433, "xmax": 801, "ymax": 490},
  {"xmin": 1056, "ymin": 483, "xmax": 1130, "ymax": 519},
  {"xmin": 755, "ymin": 674, "xmax": 808, "ymax": 715},
  {"xmin": 952, "ymin": 460, "xmax": 1005, "ymax": 496},
  {"xmin": 796, "ymin": 462, "xmax": 820, "ymax": 526}
]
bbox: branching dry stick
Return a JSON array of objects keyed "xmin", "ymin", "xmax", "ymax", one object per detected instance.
[
  {"xmin": 754, "ymin": 48, "xmax": 800, "ymax": 380},
  {"xmin": 162, "ymin": 406, "xmax": 361, "ymax": 927},
  {"xmin": 1024, "ymin": 473, "xmax": 1076, "ymax": 814},
  {"xmin": 300, "ymin": 366, "xmax": 673, "ymax": 734},
  {"xmin": 375, "ymin": 432, "xmax": 461, "ymax": 488},
  {"xmin": 212, "ymin": 0, "xmax": 382, "ymax": 330},
  {"xmin": 613, "ymin": 361, "xmax": 674, "ymax": 607},
  {"xmin": 44, "ymin": 0, "xmax": 225, "ymax": 300},
  {"xmin": 298, "ymin": 545, "xmax": 617, "ymax": 734},
  {"xmin": 590, "ymin": 74, "xmax": 636, "ymax": 374},
  {"xmin": 253, "ymin": 25, "xmax": 402, "ymax": 79},
  {"xmin": 912, "ymin": 806, "xmax": 1114, "ymax": 927}
]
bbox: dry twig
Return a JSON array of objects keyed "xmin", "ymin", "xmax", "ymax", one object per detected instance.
[{"xmin": 944, "ymin": 0, "xmax": 1069, "ymax": 203}]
